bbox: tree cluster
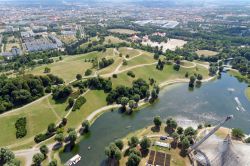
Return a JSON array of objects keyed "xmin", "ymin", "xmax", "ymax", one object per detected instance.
[
  {"xmin": 72, "ymin": 96, "xmax": 87, "ymax": 111},
  {"xmin": 0, "ymin": 74, "xmax": 63, "ymax": 114},
  {"xmin": 106, "ymin": 78, "xmax": 149, "ymax": 104},
  {"xmin": 99, "ymin": 58, "xmax": 114, "ymax": 69},
  {"xmin": 52, "ymin": 85, "xmax": 72, "ymax": 100},
  {"xmin": 15, "ymin": 117, "xmax": 27, "ymax": 138}
]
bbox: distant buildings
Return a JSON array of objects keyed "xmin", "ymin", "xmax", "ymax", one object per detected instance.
[
  {"xmin": 134, "ymin": 20, "xmax": 179, "ymax": 29},
  {"xmin": 1, "ymin": 47, "xmax": 22, "ymax": 59},
  {"xmin": 49, "ymin": 35, "xmax": 63, "ymax": 48},
  {"xmin": 61, "ymin": 30, "xmax": 76, "ymax": 36},
  {"xmin": 23, "ymin": 37, "xmax": 58, "ymax": 52}
]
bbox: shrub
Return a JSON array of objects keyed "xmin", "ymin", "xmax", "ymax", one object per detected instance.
[
  {"xmin": 173, "ymin": 64, "xmax": 180, "ymax": 71},
  {"xmin": 34, "ymin": 132, "xmax": 54, "ymax": 143},
  {"xmin": 127, "ymin": 71, "xmax": 135, "ymax": 78},
  {"xmin": 15, "ymin": 117, "xmax": 27, "ymax": 138},
  {"xmin": 85, "ymin": 69, "xmax": 92, "ymax": 76}
]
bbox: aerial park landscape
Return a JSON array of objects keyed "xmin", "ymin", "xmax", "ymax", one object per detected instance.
[{"xmin": 0, "ymin": 0, "xmax": 250, "ymax": 166}]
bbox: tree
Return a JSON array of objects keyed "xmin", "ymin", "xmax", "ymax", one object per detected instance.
[
  {"xmin": 114, "ymin": 139, "xmax": 124, "ymax": 150},
  {"xmin": 68, "ymin": 130, "xmax": 77, "ymax": 145},
  {"xmin": 104, "ymin": 143, "xmax": 121, "ymax": 161},
  {"xmin": 172, "ymin": 132, "xmax": 179, "ymax": 146},
  {"xmin": 153, "ymin": 116, "xmax": 162, "ymax": 128},
  {"xmin": 76, "ymin": 74, "xmax": 82, "ymax": 80},
  {"xmin": 177, "ymin": 126, "xmax": 184, "ymax": 135},
  {"xmin": 32, "ymin": 153, "xmax": 45, "ymax": 166},
  {"xmin": 181, "ymin": 137, "xmax": 190, "ymax": 151},
  {"xmin": 166, "ymin": 118, "xmax": 177, "ymax": 131},
  {"xmin": 39, "ymin": 145, "xmax": 49, "ymax": 157},
  {"xmin": 128, "ymin": 100, "xmax": 136, "ymax": 111},
  {"xmin": 189, "ymin": 76, "xmax": 196, "ymax": 88},
  {"xmin": 184, "ymin": 127, "xmax": 196, "ymax": 137},
  {"xmin": 197, "ymin": 74, "xmax": 203, "ymax": 80},
  {"xmin": 127, "ymin": 153, "xmax": 141, "ymax": 166},
  {"xmin": 120, "ymin": 97, "xmax": 129, "ymax": 109},
  {"xmin": 133, "ymin": 94, "xmax": 140, "ymax": 105},
  {"xmin": 55, "ymin": 133, "xmax": 64, "ymax": 143},
  {"xmin": 151, "ymin": 89, "xmax": 158, "ymax": 101},
  {"xmin": 154, "ymin": 53, "xmax": 160, "ymax": 60},
  {"xmin": 85, "ymin": 69, "xmax": 92, "ymax": 76},
  {"xmin": 48, "ymin": 160, "xmax": 57, "ymax": 166},
  {"xmin": 68, "ymin": 97, "xmax": 74, "ymax": 108},
  {"xmin": 47, "ymin": 123, "xmax": 56, "ymax": 133},
  {"xmin": 82, "ymin": 120, "xmax": 90, "ymax": 132},
  {"xmin": 0, "ymin": 148, "xmax": 16, "ymax": 165},
  {"xmin": 140, "ymin": 137, "xmax": 151, "ymax": 150},
  {"xmin": 44, "ymin": 67, "xmax": 51, "ymax": 73},
  {"xmin": 232, "ymin": 128, "xmax": 245, "ymax": 139},
  {"xmin": 128, "ymin": 136, "xmax": 139, "ymax": 148},
  {"xmin": 128, "ymin": 148, "xmax": 141, "ymax": 157},
  {"xmin": 173, "ymin": 64, "xmax": 180, "ymax": 71}
]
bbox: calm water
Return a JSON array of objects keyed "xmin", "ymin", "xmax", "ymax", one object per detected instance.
[{"xmin": 60, "ymin": 73, "xmax": 250, "ymax": 165}]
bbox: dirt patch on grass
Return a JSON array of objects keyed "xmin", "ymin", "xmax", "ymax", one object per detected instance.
[
  {"xmin": 196, "ymin": 50, "xmax": 218, "ymax": 57},
  {"xmin": 108, "ymin": 29, "xmax": 139, "ymax": 35},
  {"xmin": 142, "ymin": 39, "xmax": 187, "ymax": 51}
]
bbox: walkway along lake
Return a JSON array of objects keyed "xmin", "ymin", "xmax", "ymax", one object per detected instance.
[{"xmin": 60, "ymin": 72, "xmax": 250, "ymax": 165}]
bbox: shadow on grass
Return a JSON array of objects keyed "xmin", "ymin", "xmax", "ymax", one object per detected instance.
[
  {"xmin": 151, "ymin": 126, "xmax": 160, "ymax": 133},
  {"xmin": 141, "ymin": 149, "xmax": 149, "ymax": 158},
  {"xmin": 164, "ymin": 126, "xmax": 174, "ymax": 135},
  {"xmin": 54, "ymin": 97, "xmax": 68, "ymax": 104}
]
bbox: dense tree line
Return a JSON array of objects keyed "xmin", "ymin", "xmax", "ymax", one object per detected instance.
[
  {"xmin": 0, "ymin": 74, "xmax": 63, "ymax": 113},
  {"xmin": 15, "ymin": 117, "xmax": 27, "ymax": 138}
]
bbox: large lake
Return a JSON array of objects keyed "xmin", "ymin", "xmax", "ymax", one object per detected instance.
[{"xmin": 60, "ymin": 73, "xmax": 250, "ymax": 165}]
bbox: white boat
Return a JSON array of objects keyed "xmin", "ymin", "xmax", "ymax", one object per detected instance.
[
  {"xmin": 65, "ymin": 154, "xmax": 81, "ymax": 166},
  {"xmin": 236, "ymin": 107, "xmax": 240, "ymax": 111},
  {"xmin": 234, "ymin": 97, "xmax": 246, "ymax": 112},
  {"xmin": 227, "ymin": 88, "xmax": 235, "ymax": 92}
]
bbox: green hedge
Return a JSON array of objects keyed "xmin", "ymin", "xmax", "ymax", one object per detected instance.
[{"xmin": 15, "ymin": 117, "xmax": 27, "ymax": 138}]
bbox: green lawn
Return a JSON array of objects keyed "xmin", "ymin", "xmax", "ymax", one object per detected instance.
[
  {"xmin": 104, "ymin": 36, "xmax": 128, "ymax": 44},
  {"xmin": 27, "ymin": 50, "xmax": 119, "ymax": 83},
  {"xmin": 28, "ymin": 54, "xmax": 94, "ymax": 83},
  {"xmin": 98, "ymin": 56, "xmax": 123, "ymax": 75},
  {"xmin": 0, "ymin": 96, "xmax": 68, "ymax": 148},
  {"xmin": 118, "ymin": 47, "xmax": 141, "ymax": 58},
  {"xmin": 120, "ymin": 52, "xmax": 157, "ymax": 70},
  {"xmin": 112, "ymin": 64, "xmax": 209, "ymax": 87},
  {"xmin": 66, "ymin": 90, "xmax": 108, "ymax": 129}
]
